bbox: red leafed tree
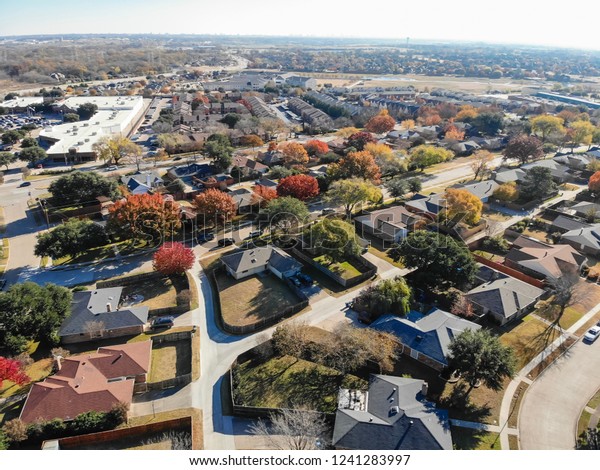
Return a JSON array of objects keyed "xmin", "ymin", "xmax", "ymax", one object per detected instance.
[
  {"xmin": 252, "ymin": 185, "xmax": 278, "ymax": 207},
  {"xmin": 365, "ymin": 109, "xmax": 396, "ymax": 134},
  {"xmin": 276, "ymin": 174, "xmax": 320, "ymax": 201},
  {"xmin": 280, "ymin": 142, "xmax": 309, "ymax": 167},
  {"xmin": 108, "ymin": 193, "xmax": 181, "ymax": 243},
  {"xmin": 153, "ymin": 242, "xmax": 195, "ymax": 275},
  {"xmin": 589, "ymin": 171, "xmax": 600, "ymax": 194},
  {"xmin": 0, "ymin": 357, "xmax": 29, "ymax": 388},
  {"xmin": 304, "ymin": 140, "xmax": 329, "ymax": 156},
  {"xmin": 329, "ymin": 151, "xmax": 381, "ymax": 184},
  {"xmin": 345, "ymin": 131, "xmax": 376, "ymax": 151},
  {"xmin": 194, "ymin": 188, "xmax": 237, "ymax": 225}
]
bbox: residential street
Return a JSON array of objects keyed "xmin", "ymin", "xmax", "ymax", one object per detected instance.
[{"xmin": 519, "ymin": 337, "xmax": 600, "ymax": 449}]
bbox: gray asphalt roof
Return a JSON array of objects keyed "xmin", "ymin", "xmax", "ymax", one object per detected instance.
[
  {"xmin": 59, "ymin": 288, "xmax": 149, "ymax": 337},
  {"xmin": 332, "ymin": 375, "xmax": 452, "ymax": 450},
  {"xmin": 562, "ymin": 223, "xmax": 600, "ymax": 251},
  {"xmin": 220, "ymin": 246, "xmax": 302, "ymax": 275},
  {"xmin": 370, "ymin": 309, "xmax": 481, "ymax": 366}
]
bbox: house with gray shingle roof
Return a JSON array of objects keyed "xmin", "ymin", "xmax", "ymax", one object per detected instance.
[
  {"xmin": 466, "ymin": 266, "xmax": 544, "ymax": 325},
  {"xmin": 561, "ymin": 223, "xmax": 600, "ymax": 256},
  {"xmin": 451, "ymin": 180, "xmax": 500, "ymax": 203},
  {"xmin": 332, "ymin": 374, "xmax": 452, "ymax": 450},
  {"xmin": 492, "ymin": 167, "xmax": 526, "ymax": 184},
  {"xmin": 549, "ymin": 214, "xmax": 591, "ymax": 234},
  {"xmin": 354, "ymin": 206, "xmax": 423, "ymax": 243},
  {"xmin": 405, "ymin": 193, "xmax": 445, "ymax": 219},
  {"xmin": 59, "ymin": 287, "xmax": 149, "ymax": 344},
  {"xmin": 220, "ymin": 246, "xmax": 302, "ymax": 280},
  {"xmin": 120, "ymin": 171, "xmax": 163, "ymax": 195},
  {"xmin": 370, "ymin": 309, "xmax": 481, "ymax": 371},
  {"xmin": 570, "ymin": 201, "xmax": 600, "ymax": 219}
]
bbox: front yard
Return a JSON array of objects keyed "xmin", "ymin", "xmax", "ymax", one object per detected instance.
[
  {"xmin": 216, "ymin": 271, "xmax": 303, "ymax": 327},
  {"xmin": 232, "ymin": 355, "xmax": 367, "ymax": 413},
  {"xmin": 52, "ymin": 239, "xmax": 150, "ymax": 266},
  {"xmin": 122, "ymin": 274, "xmax": 189, "ymax": 311}
]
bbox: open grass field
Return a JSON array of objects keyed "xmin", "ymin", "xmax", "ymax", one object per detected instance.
[
  {"xmin": 216, "ymin": 271, "xmax": 301, "ymax": 327},
  {"xmin": 232, "ymin": 355, "xmax": 367, "ymax": 413}
]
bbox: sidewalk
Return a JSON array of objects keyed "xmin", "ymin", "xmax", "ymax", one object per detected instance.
[{"xmin": 498, "ymin": 297, "xmax": 600, "ymax": 449}]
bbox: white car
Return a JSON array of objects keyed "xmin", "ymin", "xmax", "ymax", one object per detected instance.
[{"xmin": 583, "ymin": 326, "xmax": 600, "ymax": 343}]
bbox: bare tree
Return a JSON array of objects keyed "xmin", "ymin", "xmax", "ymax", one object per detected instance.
[
  {"xmin": 470, "ymin": 150, "xmax": 494, "ymax": 180},
  {"xmin": 84, "ymin": 320, "xmax": 106, "ymax": 339},
  {"xmin": 271, "ymin": 322, "xmax": 310, "ymax": 359},
  {"xmin": 548, "ymin": 273, "xmax": 581, "ymax": 326},
  {"xmin": 143, "ymin": 431, "xmax": 192, "ymax": 450},
  {"xmin": 249, "ymin": 408, "xmax": 329, "ymax": 450}
]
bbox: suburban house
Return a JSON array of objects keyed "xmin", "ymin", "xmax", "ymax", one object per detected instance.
[
  {"xmin": 354, "ymin": 206, "xmax": 423, "ymax": 243},
  {"xmin": 521, "ymin": 159, "xmax": 570, "ymax": 183},
  {"xmin": 230, "ymin": 155, "xmax": 269, "ymax": 179},
  {"xmin": 492, "ymin": 167, "xmax": 526, "ymax": 185},
  {"xmin": 120, "ymin": 171, "xmax": 163, "ymax": 195},
  {"xmin": 561, "ymin": 223, "xmax": 600, "ymax": 256},
  {"xmin": 451, "ymin": 180, "xmax": 499, "ymax": 203},
  {"xmin": 20, "ymin": 341, "xmax": 152, "ymax": 423},
  {"xmin": 554, "ymin": 153, "xmax": 592, "ymax": 170},
  {"xmin": 570, "ymin": 201, "xmax": 600, "ymax": 219},
  {"xmin": 227, "ymin": 187, "xmax": 255, "ymax": 214},
  {"xmin": 504, "ymin": 235, "xmax": 587, "ymax": 280},
  {"xmin": 220, "ymin": 247, "xmax": 302, "ymax": 280},
  {"xmin": 59, "ymin": 287, "xmax": 149, "ymax": 344},
  {"xmin": 466, "ymin": 266, "xmax": 545, "ymax": 325},
  {"xmin": 370, "ymin": 309, "xmax": 481, "ymax": 371},
  {"xmin": 404, "ymin": 193, "xmax": 445, "ymax": 220},
  {"xmin": 549, "ymin": 214, "xmax": 591, "ymax": 234},
  {"xmin": 332, "ymin": 374, "xmax": 452, "ymax": 450}
]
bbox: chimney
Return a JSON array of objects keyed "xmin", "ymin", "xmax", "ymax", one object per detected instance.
[
  {"xmin": 421, "ymin": 382, "xmax": 429, "ymax": 396},
  {"xmin": 106, "ymin": 302, "xmax": 112, "ymax": 312},
  {"xmin": 54, "ymin": 355, "xmax": 63, "ymax": 371}
]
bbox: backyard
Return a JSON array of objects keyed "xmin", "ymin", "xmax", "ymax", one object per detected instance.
[
  {"xmin": 312, "ymin": 254, "xmax": 361, "ymax": 279},
  {"xmin": 232, "ymin": 355, "xmax": 367, "ymax": 413},
  {"xmin": 149, "ymin": 340, "xmax": 192, "ymax": 383},
  {"xmin": 121, "ymin": 274, "xmax": 189, "ymax": 311},
  {"xmin": 215, "ymin": 271, "xmax": 303, "ymax": 327}
]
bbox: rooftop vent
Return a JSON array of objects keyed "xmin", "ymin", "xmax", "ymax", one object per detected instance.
[{"xmin": 389, "ymin": 406, "xmax": 400, "ymax": 416}]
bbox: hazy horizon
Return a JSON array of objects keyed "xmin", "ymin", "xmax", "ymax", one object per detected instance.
[{"xmin": 1, "ymin": 0, "xmax": 599, "ymax": 51}]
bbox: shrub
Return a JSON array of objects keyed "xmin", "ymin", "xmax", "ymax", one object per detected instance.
[
  {"xmin": 106, "ymin": 401, "xmax": 129, "ymax": 426},
  {"xmin": 2, "ymin": 419, "xmax": 28, "ymax": 444},
  {"xmin": 69, "ymin": 411, "xmax": 108, "ymax": 434},
  {"xmin": 176, "ymin": 289, "xmax": 192, "ymax": 306},
  {"xmin": 482, "ymin": 236, "xmax": 510, "ymax": 253}
]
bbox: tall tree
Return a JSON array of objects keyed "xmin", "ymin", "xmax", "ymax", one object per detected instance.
[
  {"xmin": 304, "ymin": 140, "xmax": 329, "ymax": 156},
  {"xmin": 194, "ymin": 188, "xmax": 237, "ymax": 226},
  {"xmin": 276, "ymin": 174, "xmax": 319, "ymax": 201},
  {"xmin": 153, "ymin": 242, "xmax": 195, "ymax": 275},
  {"xmin": 327, "ymin": 150, "xmax": 381, "ymax": 183},
  {"xmin": 365, "ymin": 109, "xmax": 396, "ymax": 134},
  {"xmin": 589, "ymin": 171, "xmax": 600, "ymax": 196},
  {"xmin": 493, "ymin": 182, "xmax": 519, "ymax": 202},
  {"xmin": 108, "ymin": 193, "xmax": 181, "ymax": 243},
  {"xmin": 18, "ymin": 146, "xmax": 47, "ymax": 164},
  {"xmin": 531, "ymin": 114, "xmax": 565, "ymax": 142},
  {"xmin": 443, "ymin": 188, "xmax": 483, "ymax": 225},
  {"xmin": 389, "ymin": 231, "xmax": 477, "ymax": 290},
  {"xmin": 567, "ymin": 120, "xmax": 595, "ymax": 153},
  {"xmin": 472, "ymin": 112, "xmax": 504, "ymax": 135},
  {"xmin": 520, "ymin": 167, "xmax": 557, "ymax": 201},
  {"xmin": 204, "ymin": 134, "xmax": 234, "ymax": 172},
  {"xmin": 503, "ymin": 134, "xmax": 544, "ymax": 164},
  {"xmin": 279, "ymin": 142, "xmax": 309, "ymax": 167},
  {"xmin": 324, "ymin": 178, "xmax": 382, "ymax": 217},
  {"xmin": 264, "ymin": 196, "xmax": 310, "ymax": 235},
  {"xmin": 0, "ymin": 151, "xmax": 16, "ymax": 171},
  {"xmin": 304, "ymin": 219, "xmax": 361, "ymax": 262},
  {"xmin": 251, "ymin": 185, "xmax": 278, "ymax": 207},
  {"xmin": 352, "ymin": 276, "xmax": 412, "ymax": 323},
  {"xmin": 470, "ymin": 149, "xmax": 494, "ymax": 180},
  {"xmin": 34, "ymin": 219, "xmax": 109, "ymax": 259},
  {"xmin": 447, "ymin": 329, "xmax": 516, "ymax": 399},
  {"xmin": 49, "ymin": 171, "xmax": 120, "ymax": 205},
  {"xmin": 407, "ymin": 177, "xmax": 423, "ymax": 194},
  {"xmin": 345, "ymin": 131, "xmax": 375, "ymax": 151},
  {"xmin": 385, "ymin": 178, "xmax": 408, "ymax": 200},
  {"xmin": 409, "ymin": 145, "xmax": 454, "ymax": 171},
  {"xmin": 365, "ymin": 142, "xmax": 407, "ymax": 178}
]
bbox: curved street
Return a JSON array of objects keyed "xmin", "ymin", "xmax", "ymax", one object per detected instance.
[{"xmin": 519, "ymin": 336, "xmax": 600, "ymax": 449}]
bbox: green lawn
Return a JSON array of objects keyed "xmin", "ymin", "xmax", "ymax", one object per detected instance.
[
  {"xmin": 367, "ymin": 246, "xmax": 404, "ymax": 268},
  {"xmin": 451, "ymin": 427, "xmax": 501, "ymax": 450},
  {"xmin": 232, "ymin": 355, "xmax": 367, "ymax": 413},
  {"xmin": 535, "ymin": 304, "xmax": 583, "ymax": 330},
  {"xmin": 312, "ymin": 255, "xmax": 361, "ymax": 279},
  {"xmin": 216, "ymin": 271, "xmax": 302, "ymax": 327}
]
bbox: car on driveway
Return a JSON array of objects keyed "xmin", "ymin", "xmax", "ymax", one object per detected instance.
[
  {"xmin": 197, "ymin": 231, "xmax": 215, "ymax": 243},
  {"xmin": 584, "ymin": 325, "xmax": 600, "ymax": 343},
  {"xmin": 151, "ymin": 316, "xmax": 174, "ymax": 330},
  {"xmin": 218, "ymin": 237, "xmax": 235, "ymax": 247}
]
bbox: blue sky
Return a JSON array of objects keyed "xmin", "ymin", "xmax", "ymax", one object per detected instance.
[{"xmin": 0, "ymin": 0, "xmax": 599, "ymax": 50}]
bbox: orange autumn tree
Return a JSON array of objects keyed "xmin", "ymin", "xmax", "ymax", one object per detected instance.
[
  {"xmin": 194, "ymin": 188, "xmax": 237, "ymax": 226},
  {"xmin": 444, "ymin": 124, "xmax": 465, "ymax": 141},
  {"xmin": 251, "ymin": 184, "xmax": 278, "ymax": 207},
  {"xmin": 589, "ymin": 171, "xmax": 600, "ymax": 195},
  {"xmin": 365, "ymin": 109, "xmax": 396, "ymax": 134},
  {"xmin": 328, "ymin": 150, "xmax": 381, "ymax": 184},
  {"xmin": 108, "ymin": 193, "xmax": 181, "ymax": 244},
  {"xmin": 443, "ymin": 188, "xmax": 483, "ymax": 225},
  {"xmin": 276, "ymin": 174, "xmax": 320, "ymax": 201},
  {"xmin": 304, "ymin": 139, "xmax": 329, "ymax": 156},
  {"xmin": 280, "ymin": 142, "xmax": 309, "ymax": 167}
]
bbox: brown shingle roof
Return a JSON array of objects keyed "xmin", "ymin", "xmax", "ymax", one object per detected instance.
[{"xmin": 20, "ymin": 341, "xmax": 151, "ymax": 423}]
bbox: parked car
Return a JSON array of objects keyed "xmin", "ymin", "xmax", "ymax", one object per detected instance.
[
  {"xmin": 151, "ymin": 316, "xmax": 174, "ymax": 330},
  {"xmin": 105, "ymin": 165, "xmax": 118, "ymax": 171},
  {"xmin": 584, "ymin": 326, "xmax": 600, "ymax": 343},
  {"xmin": 218, "ymin": 237, "xmax": 235, "ymax": 247},
  {"xmin": 297, "ymin": 273, "xmax": 312, "ymax": 285},
  {"xmin": 321, "ymin": 208, "xmax": 336, "ymax": 215},
  {"xmin": 248, "ymin": 230, "xmax": 262, "ymax": 238},
  {"xmin": 18, "ymin": 181, "xmax": 31, "ymax": 187},
  {"xmin": 197, "ymin": 231, "xmax": 215, "ymax": 243}
]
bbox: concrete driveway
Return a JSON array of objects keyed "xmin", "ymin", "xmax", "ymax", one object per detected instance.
[{"xmin": 519, "ymin": 335, "xmax": 600, "ymax": 449}]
